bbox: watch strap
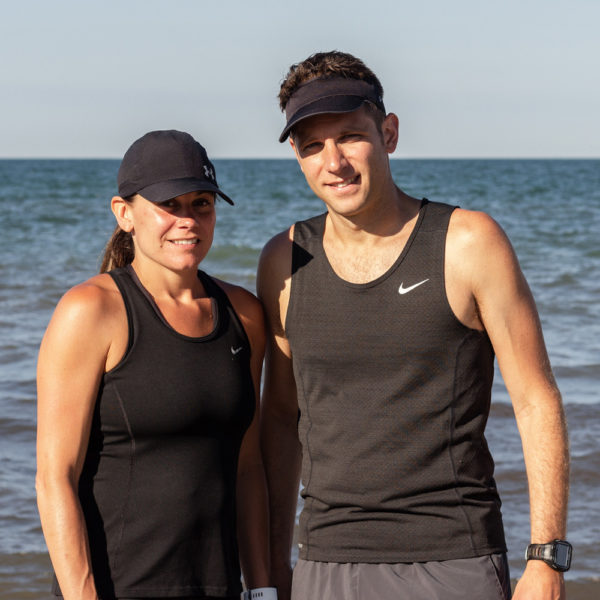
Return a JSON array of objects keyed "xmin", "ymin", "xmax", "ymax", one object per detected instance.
[
  {"xmin": 241, "ymin": 587, "xmax": 278, "ymax": 600},
  {"xmin": 526, "ymin": 543, "xmax": 554, "ymax": 562}
]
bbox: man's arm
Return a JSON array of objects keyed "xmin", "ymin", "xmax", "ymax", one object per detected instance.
[
  {"xmin": 448, "ymin": 210, "xmax": 569, "ymax": 599},
  {"xmin": 257, "ymin": 230, "xmax": 302, "ymax": 600}
]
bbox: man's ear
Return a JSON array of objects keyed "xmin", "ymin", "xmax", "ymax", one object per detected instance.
[
  {"xmin": 381, "ymin": 113, "xmax": 399, "ymax": 154},
  {"xmin": 289, "ymin": 137, "xmax": 304, "ymax": 172},
  {"xmin": 110, "ymin": 196, "xmax": 134, "ymax": 232}
]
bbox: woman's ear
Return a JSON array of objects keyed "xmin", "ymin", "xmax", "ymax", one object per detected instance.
[{"xmin": 111, "ymin": 196, "xmax": 134, "ymax": 232}]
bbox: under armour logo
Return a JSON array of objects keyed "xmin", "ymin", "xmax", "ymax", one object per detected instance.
[{"xmin": 203, "ymin": 165, "xmax": 215, "ymax": 181}]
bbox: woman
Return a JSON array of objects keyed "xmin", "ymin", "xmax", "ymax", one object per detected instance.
[{"xmin": 36, "ymin": 130, "xmax": 275, "ymax": 600}]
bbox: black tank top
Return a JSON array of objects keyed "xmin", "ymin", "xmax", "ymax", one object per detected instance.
[
  {"xmin": 53, "ymin": 266, "xmax": 255, "ymax": 598},
  {"xmin": 286, "ymin": 200, "xmax": 506, "ymax": 563}
]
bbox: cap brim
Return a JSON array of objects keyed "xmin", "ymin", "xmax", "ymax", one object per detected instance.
[
  {"xmin": 136, "ymin": 177, "xmax": 234, "ymax": 205},
  {"xmin": 279, "ymin": 95, "xmax": 367, "ymax": 143}
]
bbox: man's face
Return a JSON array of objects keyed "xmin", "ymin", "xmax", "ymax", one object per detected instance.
[{"xmin": 289, "ymin": 105, "xmax": 398, "ymax": 220}]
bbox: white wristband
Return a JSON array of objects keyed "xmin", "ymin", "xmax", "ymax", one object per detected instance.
[{"xmin": 241, "ymin": 587, "xmax": 278, "ymax": 600}]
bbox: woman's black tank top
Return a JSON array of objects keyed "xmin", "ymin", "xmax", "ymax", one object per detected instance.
[
  {"xmin": 53, "ymin": 266, "xmax": 255, "ymax": 598},
  {"xmin": 286, "ymin": 200, "xmax": 506, "ymax": 563}
]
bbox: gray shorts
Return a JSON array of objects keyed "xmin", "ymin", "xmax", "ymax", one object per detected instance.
[{"xmin": 291, "ymin": 554, "xmax": 511, "ymax": 600}]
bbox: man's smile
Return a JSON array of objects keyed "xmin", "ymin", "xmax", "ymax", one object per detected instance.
[{"xmin": 327, "ymin": 175, "xmax": 360, "ymax": 189}]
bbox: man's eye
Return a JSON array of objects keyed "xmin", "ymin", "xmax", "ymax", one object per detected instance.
[{"xmin": 302, "ymin": 142, "xmax": 321, "ymax": 152}]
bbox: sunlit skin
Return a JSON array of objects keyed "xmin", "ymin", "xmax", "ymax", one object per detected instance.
[
  {"xmin": 37, "ymin": 182, "xmax": 271, "ymax": 598},
  {"xmin": 111, "ymin": 191, "xmax": 217, "ymax": 276},
  {"xmin": 289, "ymin": 106, "xmax": 400, "ymax": 226}
]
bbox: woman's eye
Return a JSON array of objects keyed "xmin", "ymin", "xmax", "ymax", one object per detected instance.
[{"xmin": 194, "ymin": 198, "xmax": 214, "ymax": 208}]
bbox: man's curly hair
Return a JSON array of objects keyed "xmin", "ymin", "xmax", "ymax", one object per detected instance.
[{"xmin": 278, "ymin": 51, "xmax": 385, "ymax": 112}]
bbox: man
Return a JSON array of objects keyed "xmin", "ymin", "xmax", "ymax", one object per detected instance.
[{"xmin": 257, "ymin": 51, "xmax": 570, "ymax": 600}]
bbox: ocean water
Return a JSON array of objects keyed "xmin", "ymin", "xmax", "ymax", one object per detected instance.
[{"xmin": 0, "ymin": 158, "xmax": 598, "ymax": 598}]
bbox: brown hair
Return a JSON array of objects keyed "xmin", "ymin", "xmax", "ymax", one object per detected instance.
[
  {"xmin": 99, "ymin": 196, "xmax": 135, "ymax": 273},
  {"xmin": 278, "ymin": 51, "xmax": 385, "ymax": 111}
]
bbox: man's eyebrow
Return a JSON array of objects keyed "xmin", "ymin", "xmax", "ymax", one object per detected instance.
[{"xmin": 296, "ymin": 124, "xmax": 368, "ymax": 143}]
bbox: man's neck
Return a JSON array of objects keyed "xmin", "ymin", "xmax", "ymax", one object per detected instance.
[
  {"xmin": 322, "ymin": 188, "xmax": 422, "ymax": 284},
  {"xmin": 324, "ymin": 186, "xmax": 421, "ymax": 243}
]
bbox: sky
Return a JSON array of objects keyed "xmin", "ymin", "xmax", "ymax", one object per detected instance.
[{"xmin": 1, "ymin": 0, "xmax": 599, "ymax": 159}]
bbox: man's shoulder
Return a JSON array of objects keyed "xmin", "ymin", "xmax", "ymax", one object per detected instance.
[
  {"xmin": 257, "ymin": 226, "xmax": 295, "ymax": 300},
  {"xmin": 448, "ymin": 207, "xmax": 508, "ymax": 248},
  {"xmin": 446, "ymin": 207, "xmax": 517, "ymax": 291},
  {"xmin": 261, "ymin": 225, "xmax": 295, "ymax": 262}
]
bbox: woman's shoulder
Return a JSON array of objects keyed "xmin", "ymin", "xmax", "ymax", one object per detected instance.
[
  {"xmin": 51, "ymin": 273, "xmax": 124, "ymax": 332},
  {"xmin": 60, "ymin": 273, "xmax": 120, "ymax": 308},
  {"xmin": 212, "ymin": 278, "xmax": 263, "ymax": 319},
  {"xmin": 40, "ymin": 273, "xmax": 127, "ymax": 371}
]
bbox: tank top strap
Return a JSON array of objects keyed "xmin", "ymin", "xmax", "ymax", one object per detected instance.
[
  {"xmin": 107, "ymin": 266, "xmax": 139, "ymax": 353},
  {"xmin": 417, "ymin": 199, "xmax": 457, "ymax": 233},
  {"xmin": 197, "ymin": 270, "xmax": 251, "ymax": 347},
  {"xmin": 197, "ymin": 269, "xmax": 227, "ymax": 305}
]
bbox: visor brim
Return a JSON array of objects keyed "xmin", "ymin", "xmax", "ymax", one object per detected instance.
[{"xmin": 279, "ymin": 95, "xmax": 368, "ymax": 143}]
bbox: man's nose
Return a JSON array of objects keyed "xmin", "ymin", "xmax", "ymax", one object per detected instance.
[{"xmin": 322, "ymin": 140, "xmax": 346, "ymax": 173}]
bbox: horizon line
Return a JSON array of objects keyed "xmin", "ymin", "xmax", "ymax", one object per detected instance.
[{"xmin": 1, "ymin": 156, "xmax": 599, "ymax": 161}]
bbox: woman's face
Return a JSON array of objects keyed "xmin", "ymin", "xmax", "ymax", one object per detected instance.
[{"xmin": 127, "ymin": 191, "xmax": 217, "ymax": 273}]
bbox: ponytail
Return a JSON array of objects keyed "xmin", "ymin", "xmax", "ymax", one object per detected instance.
[
  {"xmin": 99, "ymin": 194, "xmax": 137, "ymax": 273},
  {"xmin": 99, "ymin": 226, "xmax": 135, "ymax": 273}
]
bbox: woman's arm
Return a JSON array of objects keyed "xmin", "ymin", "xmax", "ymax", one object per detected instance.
[
  {"xmin": 222, "ymin": 283, "xmax": 270, "ymax": 590},
  {"xmin": 36, "ymin": 276, "xmax": 123, "ymax": 600}
]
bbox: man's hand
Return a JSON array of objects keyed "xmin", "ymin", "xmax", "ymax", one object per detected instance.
[{"xmin": 512, "ymin": 560, "xmax": 565, "ymax": 600}]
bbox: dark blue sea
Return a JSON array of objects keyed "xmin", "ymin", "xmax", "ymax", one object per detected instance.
[{"xmin": 0, "ymin": 159, "xmax": 598, "ymax": 598}]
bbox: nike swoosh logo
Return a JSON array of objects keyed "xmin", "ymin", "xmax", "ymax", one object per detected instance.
[
  {"xmin": 231, "ymin": 346, "xmax": 244, "ymax": 355},
  {"xmin": 398, "ymin": 279, "xmax": 430, "ymax": 295}
]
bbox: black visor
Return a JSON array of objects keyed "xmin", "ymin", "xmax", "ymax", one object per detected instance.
[{"xmin": 279, "ymin": 78, "xmax": 385, "ymax": 142}]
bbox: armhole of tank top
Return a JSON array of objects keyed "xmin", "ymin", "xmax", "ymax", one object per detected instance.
[
  {"xmin": 285, "ymin": 220, "xmax": 306, "ymax": 340},
  {"xmin": 437, "ymin": 204, "xmax": 487, "ymax": 335},
  {"xmin": 438, "ymin": 204, "xmax": 456, "ymax": 319},
  {"xmin": 104, "ymin": 269, "xmax": 135, "ymax": 375}
]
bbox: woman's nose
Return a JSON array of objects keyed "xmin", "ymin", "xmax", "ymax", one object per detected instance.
[{"xmin": 175, "ymin": 204, "xmax": 197, "ymax": 222}]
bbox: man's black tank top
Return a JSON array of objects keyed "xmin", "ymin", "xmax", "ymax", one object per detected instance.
[
  {"xmin": 286, "ymin": 200, "xmax": 506, "ymax": 563},
  {"xmin": 53, "ymin": 266, "xmax": 255, "ymax": 598}
]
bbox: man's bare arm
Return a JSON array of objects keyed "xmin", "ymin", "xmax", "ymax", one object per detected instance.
[
  {"xmin": 449, "ymin": 210, "xmax": 569, "ymax": 599},
  {"xmin": 257, "ymin": 230, "xmax": 302, "ymax": 600}
]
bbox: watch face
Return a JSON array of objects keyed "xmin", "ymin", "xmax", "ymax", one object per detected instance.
[{"xmin": 554, "ymin": 541, "xmax": 572, "ymax": 569}]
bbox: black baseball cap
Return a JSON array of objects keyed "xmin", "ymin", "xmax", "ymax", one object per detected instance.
[
  {"xmin": 279, "ymin": 77, "xmax": 386, "ymax": 142},
  {"xmin": 117, "ymin": 130, "xmax": 233, "ymax": 205}
]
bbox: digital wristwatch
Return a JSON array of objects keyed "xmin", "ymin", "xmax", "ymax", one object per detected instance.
[{"xmin": 525, "ymin": 539, "xmax": 572, "ymax": 572}]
